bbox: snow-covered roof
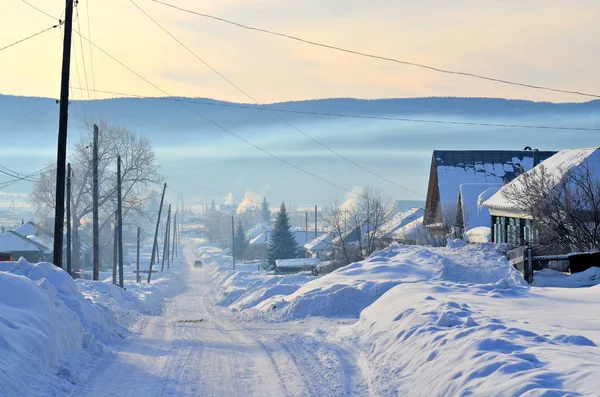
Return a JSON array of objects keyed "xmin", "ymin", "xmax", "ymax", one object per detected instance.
[
  {"xmin": 425, "ymin": 150, "xmax": 556, "ymax": 225},
  {"xmin": 294, "ymin": 230, "xmax": 326, "ymax": 247},
  {"xmin": 483, "ymin": 148, "xmax": 600, "ymax": 211},
  {"xmin": 392, "ymin": 216, "xmax": 424, "ymax": 241},
  {"xmin": 304, "ymin": 232, "xmax": 337, "ymax": 252},
  {"xmin": 377, "ymin": 208, "xmax": 425, "ymax": 239},
  {"xmin": 246, "ymin": 223, "xmax": 271, "ymax": 241},
  {"xmin": 249, "ymin": 232, "xmax": 268, "ymax": 246},
  {"xmin": 458, "ymin": 183, "xmax": 502, "ymax": 231},
  {"xmin": 275, "ymin": 258, "xmax": 321, "ymax": 268},
  {"xmin": 0, "ymin": 231, "xmax": 47, "ymax": 253},
  {"xmin": 25, "ymin": 235, "xmax": 53, "ymax": 254}
]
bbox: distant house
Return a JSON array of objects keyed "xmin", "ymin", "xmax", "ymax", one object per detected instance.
[
  {"xmin": 247, "ymin": 228, "xmax": 325, "ymax": 261},
  {"xmin": 293, "ymin": 230, "xmax": 327, "ymax": 258},
  {"xmin": 304, "ymin": 232, "xmax": 337, "ymax": 259},
  {"xmin": 376, "ymin": 208, "xmax": 424, "ymax": 246},
  {"xmin": 483, "ymin": 148, "xmax": 600, "ymax": 247},
  {"xmin": 392, "ymin": 216, "xmax": 425, "ymax": 245},
  {"xmin": 275, "ymin": 257, "xmax": 321, "ymax": 274},
  {"xmin": 454, "ymin": 183, "xmax": 502, "ymax": 242},
  {"xmin": 0, "ymin": 231, "xmax": 51, "ymax": 263},
  {"xmin": 423, "ymin": 150, "xmax": 556, "ymax": 236}
]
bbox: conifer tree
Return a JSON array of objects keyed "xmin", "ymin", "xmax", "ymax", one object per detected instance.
[
  {"xmin": 267, "ymin": 202, "xmax": 297, "ymax": 265},
  {"xmin": 261, "ymin": 197, "xmax": 271, "ymax": 224},
  {"xmin": 233, "ymin": 219, "xmax": 248, "ymax": 259}
]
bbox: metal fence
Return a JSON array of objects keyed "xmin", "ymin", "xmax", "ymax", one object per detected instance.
[{"xmin": 508, "ymin": 244, "xmax": 600, "ymax": 284}]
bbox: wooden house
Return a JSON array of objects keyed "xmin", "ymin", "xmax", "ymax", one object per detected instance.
[{"xmin": 423, "ymin": 150, "xmax": 556, "ymax": 236}]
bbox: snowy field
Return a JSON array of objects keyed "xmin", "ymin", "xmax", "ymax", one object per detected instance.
[{"xmin": 2, "ymin": 237, "xmax": 600, "ymax": 396}]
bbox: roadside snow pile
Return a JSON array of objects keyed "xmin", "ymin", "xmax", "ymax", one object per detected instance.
[
  {"xmin": 252, "ymin": 243, "xmax": 516, "ymax": 321},
  {"xmin": 0, "ymin": 259, "xmax": 122, "ymax": 396},
  {"xmin": 337, "ymin": 281, "xmax": 600, "ymax": 396},
  {"xmin": 532, "ymin": 267, "xmax": 600, "ymax": 288}
]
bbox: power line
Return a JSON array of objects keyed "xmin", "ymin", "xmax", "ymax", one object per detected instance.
[
  {"xmin": 70, "ymin": 87, "xmax": 600, "ymax": 132},
  {"xmin": 152, "ymin": 0, "xmax": 600, "ymax": 100},
  {"xmin": 0, "ymin": 23, "xmax": 62, "ymax": 53},
  {"xmin": 84, "ymin": 0, "xmax": 97, "ymax": 99},
  {"xmin": 72, "ymin": 29, "xmax": 359, "ymax": 196},
  {"xmin": 21, "ymin": 0, "xmax": 59, "ymax": 21},
  {"xmin": 75, "ymin": 4, "xmax": 93, "ymax": 114},
  {"xmin": 129, "ymin": 0, "xmax": 423, "ymax": 197}
]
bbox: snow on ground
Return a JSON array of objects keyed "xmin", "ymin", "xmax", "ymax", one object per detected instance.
[
  {"xmin": 203, "ymin": 239, "xmax": 600, "ymax": 396},
  {"xmin": 0, "ymin": 244, "xmax": 184, "ymax": 396}
]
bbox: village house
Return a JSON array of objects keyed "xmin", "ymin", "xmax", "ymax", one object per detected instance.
[
  {"xmin": 423, "ymin": 149, "xmax": 556, "ymax": 237},
  {"xmin": 275, "ymin": 257, "xmax": 321, "ymax": 274},
  {"xmin": 0, "ymin": 230, "xmax": 51, "ymax": 263},
  {"xmin": 375, "ymin": 208, "xmax": 424, "ymax": 248},
  {"xmin": 304, "ymin": 231, "xmax": 337, "ymax": 259},
  {"xmin": 483, "ymin": 148, "xmax": 600, "ymax": 248}
]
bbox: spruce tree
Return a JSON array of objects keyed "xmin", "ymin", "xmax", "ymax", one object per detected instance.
[
  {"xmin": 267, "ymin": 202, "xmax": 297, "ymax": 265},
  {"xmin": 261, "ymin": 197, "xmax": 271, "ymax": 224},
  {"xmin": 233, "ymin": 219, "xmax": 248, "ymax": 259}
]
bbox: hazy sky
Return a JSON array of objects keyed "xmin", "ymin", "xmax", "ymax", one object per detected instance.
[{"xmin": 2, "ymin": 0, "xmax": 600, "ymax": 103}]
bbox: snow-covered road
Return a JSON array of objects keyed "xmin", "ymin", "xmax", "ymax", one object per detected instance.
[{"xmin": 71, "ymin": 243, "xmax": 363, "ymax": 397}]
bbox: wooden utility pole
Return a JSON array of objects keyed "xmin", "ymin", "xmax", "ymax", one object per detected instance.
[
  {"xmin": 305, "ymin": 212, "xmax": 308, "ymax": 258},
  {"xmin": 66, "ymin": 163, "xmax": 72, "ymax": 276},
  {"xmin": 92, "ymin": 124, "xmax": 99, "ymax": 281},
  {"xmin": 113, "ymin": 212, "xmax": 117, "ymax": 285},
  {"xmin": 117, "ymin": 156, "xmax": 124, "ymax": 288},
  {"xmin": 148, "ymin": 183, "xmax": 167, "ymax": 283},
  {"xmin": 231, "ymin": 215, "xmax": 235, "ymax": 270},
  {"xmin": 315, "ymin": 205, "xmax": 318, "ymax": 238},
  {"xmin": 136, "ymin": 227, "xmax": 141, "ymax": 283},
  {"xmin": 52, "ymin": 0, "xmax": 74, "ymax": 268},
  {"xmin": 161, "ymin": 205, "xmax": 171, "ymax": 272},
  {"xmin": 171, "ymin": 211, "xmax": 177, "ymax": 262}
]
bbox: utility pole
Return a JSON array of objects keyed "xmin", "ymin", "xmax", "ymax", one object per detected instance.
[
  {"xmin": 161, "ymin": 204, "xmax": 171, "ymax": 271},
  {"xmin": 52, "ymin": 0, "xmax": 74, "ymax": 269},
  {"xmin": 148, "ymin": 183, "xmax": 167, "ymax": 283},
  {"xmin": 136, "ymin": 227, "xmax": 141, "ymax": 283},
  {"xmin": 171, "ymin": 211, "xmax": 177, "ymax": 262},
  {"xmin": 305, "ymin": 212, "xmax": 308, "ymax": 258},
  {"xmin": 117, "ymin": 156, "xmax": 124, "ymax": 288},
  {"xmin": 113, "ymin": 211, "xmax": 117, "ymax": 285},
  {"xmin": 231, "ymin": 215, "xmax": 235, "ymax": 270},
  {"xmin": 92, "ymin": 124, "xmax": 99, "ymax": 281},
  {"xmin": 66, "ymin": 163, "xmax": 72, "ymax": 276},
  {"xmin": 315, "ymin": 205, "xmax": 318, "ymax": 239}
]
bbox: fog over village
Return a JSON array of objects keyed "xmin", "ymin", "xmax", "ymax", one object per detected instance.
[{"xmin": 1, "ymin": 1, "xmax": 600, "ymax": 396}]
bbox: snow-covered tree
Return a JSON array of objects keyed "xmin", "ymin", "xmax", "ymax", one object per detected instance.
[{"xmin": 267, "ymin": 202, "xmax": 297, "ymax": 265}]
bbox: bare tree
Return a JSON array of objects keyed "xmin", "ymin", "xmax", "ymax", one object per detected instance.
[
  {"xmin": 502, "ymin": 163, "xmax": 600, "ymax": 251},
  {"xmin": 31, "ymin": 121, "xmax": 160, "ymax": 272},
  {"xmin": 323, "ymin": 187, "xmax": 393, "ymax": 267}
]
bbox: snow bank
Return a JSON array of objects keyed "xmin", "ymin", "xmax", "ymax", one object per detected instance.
[
  {"xmin": 0, "ymin": 253, "xmax": 184, "ymax": 396},
  {"xmin": 337, "ymin": 281, "xmax": 600, "ymax": 396},
  {"xmin": 251, "ymin": 243, "xmax": 517, "ymax": 321}
]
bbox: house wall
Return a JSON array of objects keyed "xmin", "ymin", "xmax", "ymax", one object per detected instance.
[
  {"xmin": 10, "ymin": 251, "xmax": 43, "ymax": 263},
  {"xmin": 491, "ymin": 215, "xmax": 536, "ymax": 246}
]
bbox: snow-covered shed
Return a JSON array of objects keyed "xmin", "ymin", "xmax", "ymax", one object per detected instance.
[
  {"xmin": 423, "ymin": 150, "xmax": 556, "ymax": 235},
  {"xmin": 275, "ymin": 257, "xmax": 321, "ymax": 274},
  {"xmin": 483, "ymin": 148, "xmax": 600, "ymax": 246},
  {"xmin": 0, "ymin": 231, "xmax": 51, "ymax": 263}
]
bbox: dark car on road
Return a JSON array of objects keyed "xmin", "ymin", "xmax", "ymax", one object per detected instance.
[{"xmin": 193, "ymin": 260, "xmax": 202, "ymax": 268}]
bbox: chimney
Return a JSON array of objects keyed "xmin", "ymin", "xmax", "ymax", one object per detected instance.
[{"xmin": 533, "ymin": 149, "xmax": 540, "ymax": 167}]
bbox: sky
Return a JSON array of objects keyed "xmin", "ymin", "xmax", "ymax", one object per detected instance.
[{"xmin": 1, "ymin": 0, "xmax": 600, "ymax": 103}]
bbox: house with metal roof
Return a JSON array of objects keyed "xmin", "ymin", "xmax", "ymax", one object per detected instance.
[
  {"xmin": 423, "ymin": 149, "xmax": 556, "ymax": 236},
  {"xmin": 0, "ymin": 231, "xmax": 51, "ymax": 263}
]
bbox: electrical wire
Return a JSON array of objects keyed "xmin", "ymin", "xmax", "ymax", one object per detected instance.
[
  {"xmin": 0, "ymin": 23, "xmax": 62, "ymax": 53},
  {"xmin": 152, "ymin": 0, "xmax": 600, "ymax": 100},
  {"xmin": 20, "ymin": 0, "xmax": 59, "ymax": 21},
  {"xmin": 75, "ymin": 4, "xmax": 93, "ymax": 115},
  {"xmin": 84, "ymin": 0, "xmax": 97, "ymax": 99}
]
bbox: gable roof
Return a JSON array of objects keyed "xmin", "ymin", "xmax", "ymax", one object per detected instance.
[
  {"xmin": 0, "ymin": 231, "xmax": 48, "ymax": 253},
  {"xmin": 424, "ymin": 150, "xmax": 556, "ymax": 226},
  {"xmin": 304, "ymin": 231, "xmax": 337, "ymax": 252},
  {"xmin": 377, "ymin": 208, "xmax": 424, "ymax": 239},
  {"xmin": 483, "ymin": 148, "xmax": 600, "ymax": 211}
]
